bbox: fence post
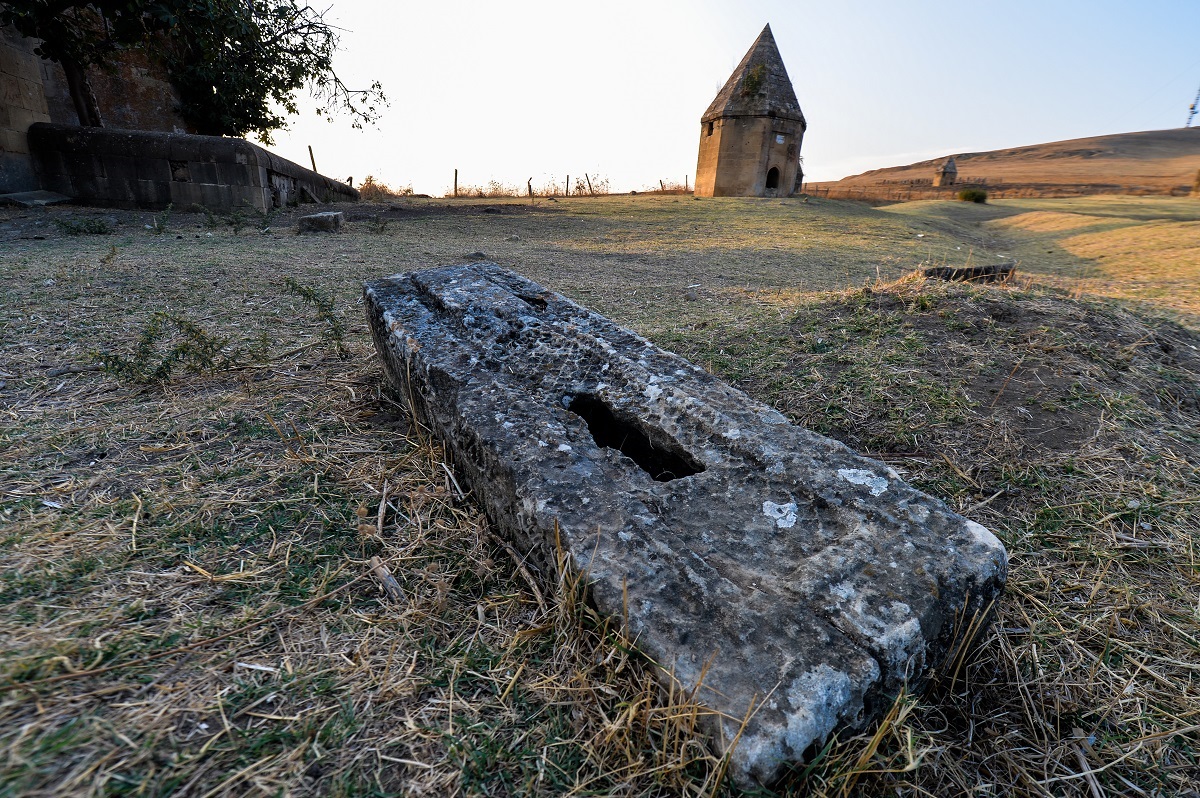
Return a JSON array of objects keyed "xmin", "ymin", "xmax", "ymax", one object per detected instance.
[
  {"xmin": 527, "ymin": 177, "xmax": 533, "ymax": 203},
  {"xmin": 585, "ymin": 174, "xmax": 594, "ymax": 195},
  {"xmin": 454, "ymin": 169, "xmax": 458, "ymax": 198}
]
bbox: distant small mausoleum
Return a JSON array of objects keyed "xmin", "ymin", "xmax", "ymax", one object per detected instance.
[
  {"xmin": 933, "ymin": 156, "xmax": 958, "ymax": 187},
  {"xmin": 694, "ymin": 25, "xmax": 806, "ymax": 198}
]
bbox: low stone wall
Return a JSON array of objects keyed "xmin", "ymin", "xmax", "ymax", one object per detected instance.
[{"xmin": 27, "ymin": 123, "xmax": 357, "ymax": 210}]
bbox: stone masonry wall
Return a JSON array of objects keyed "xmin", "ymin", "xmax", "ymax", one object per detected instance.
[
  {"xmin": 38, "ymin": 44, "xmax": 189, "ymax": 132},
  {"xmin": 694, "ymin": 116, "xmax": 804, "ymax": 198},
  {"xmin": 28, "ymin": 123, "xmax": 358, "ymax": 210},
  {"xmin": 0, "ymin": 25, "xmax": 51, "ymax": 193}
]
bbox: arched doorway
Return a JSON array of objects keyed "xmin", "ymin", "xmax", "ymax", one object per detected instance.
[{"xmin": 765, "ymin": 167, "xmax": 780, "ymax": 190}]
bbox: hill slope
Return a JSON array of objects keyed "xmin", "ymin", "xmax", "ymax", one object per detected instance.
[{"xmin": 832, "ymin": 128, "xmax": 1200, "ymax": 191}]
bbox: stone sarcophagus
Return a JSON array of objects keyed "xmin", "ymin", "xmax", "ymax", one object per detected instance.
[{"xmin": 364, "ymin": 264, "xmax": 1007, "ymax": 786}]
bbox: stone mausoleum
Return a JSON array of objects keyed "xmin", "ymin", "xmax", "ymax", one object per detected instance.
[
  {"xmin": 934, "ymin": 156, "xmax": 958, "ymax": 187},
  {"xmin": 694, "ymin": 24, "xmax": 806, "ymax": 198}
]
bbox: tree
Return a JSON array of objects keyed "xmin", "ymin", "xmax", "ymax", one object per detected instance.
[
  {"xmin": 0, "ymin": 1, "xmax": 150, "ymax": 127},
  {"xmin": 160, "ymin": 1, "xmax": 386, "ymax": 143},
  {"xmin": 0, "ymin": 0, "xmax": 385, "ymax": 142}
]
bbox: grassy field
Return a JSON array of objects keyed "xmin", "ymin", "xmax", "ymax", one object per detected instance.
[
  {"xmin": 826, "ymin": 128, "xmax": 1200, "ymax": 194},
  {"xmin": 1, "ymin": 194, "xmax": 1198, "ymax": 796}
]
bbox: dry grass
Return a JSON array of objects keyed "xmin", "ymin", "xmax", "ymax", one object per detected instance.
[
  {"xmin": 828, "ymin": 128, "xmax": 1200, "ymax": 194},
  {"xmin": 882, "ymin": 196, "xmax": 1200, "ymax": 325},
  {"xmin": 660, "ymin": 273, "xmax": 1200, "ymax": 796},
  {"xmin": 441, "ymin": 175, "xmax": 611, "ymax": 200},
  {"xmin": 1, "ymin": 195, "xmax": 1198, "ymax": 796},
  {"xmin": 356, "ymin": 176, "xmax": 416, "ymax": 202}
]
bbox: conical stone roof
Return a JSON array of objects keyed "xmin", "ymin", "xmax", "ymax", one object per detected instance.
[{"xmin": 702, "ymin": 24, "xmax": 805, "ymax": 125}]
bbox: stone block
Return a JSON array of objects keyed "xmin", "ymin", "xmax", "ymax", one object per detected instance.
[
  {"xmin": 0, "ymin": 45, "xmax": 18, "ymax": 78},
  {"xmin": 298, "ymin": 211, "xmax": 343, "ymax": 233},
  {"xmin": 32, "ymin": 147, "xmax": 66, "ymax": 177},
  {"xmin": 136, "ymin": 179, "xmax": 172, "ymax": 207},
  {"xmin": 232, "ymin": 184, "xmax": 268, "ymax": 211},
  {"xmin": 63, "ymin": 152, "xmax": 101, "ymax": 179},
  {"xmin": 135, "ymin": 157, "xmax": 171, "ymax": 183},
  {"xmin": 364, "ymin": 264, "xmax": 1008, "ymax": 787},
  {"xmin": 68, "ymin": 169, "xmax": 101, "ymax": 200},
  {"xmin": 167, "ymin": 138, "xmax": 203, "ymax": 163},
  {"xmin": 2, "ymin": 128, "xmax": 29, "ymax": 156},
  {"xmin": 104, "ymin": 175, "xmax": 136, "ymax": 204},
  {"xmin": 101, "ymin": 155, "xmax": 139, "ymax": 183},
  {"xmin": 199, "ymin": 182, "xmax": 226, "ymax": 209},
  {"xmin": 9, "ymin": 105, "xmax": 37, "ymax": 133},
  {"xmin": 36, "ymin": 172, "xmax": 73, "ymax": 197},
  {"xmin": 168, "ymin": 181, "xmax": 203, "ymax": 208},
  {"xmin": 216, "ymin": 161, "xmax": 253, "ymax": 187},
  {"xmin": 0, "ymin": 74, "xmax": 20, "ymax": 105},
  {"xmin": 0, "ymin": 189, "xmax": 71, "ymax": 207},
  {"xmin": 0, "ymin": 156, "xmax": 41, "ymax": 195},
  {"xmin": 190, "ymin": 160, "xmax": 219, "ymax": 185}
]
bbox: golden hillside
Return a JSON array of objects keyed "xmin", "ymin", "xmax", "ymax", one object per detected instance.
[{"xmin": 830, "ymin": 128, "xmax": 1200, "ymax": 192}]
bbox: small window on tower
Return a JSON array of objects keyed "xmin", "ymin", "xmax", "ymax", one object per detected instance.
[
  {"xmin": 707, "ymin": 121, "xmax": 714, "ymax": 137},
  {"xmin": 775, "ymin": 134, "xmax": 785, "ymax": 144}
]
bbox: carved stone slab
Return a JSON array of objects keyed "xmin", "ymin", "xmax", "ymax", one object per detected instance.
[{"xmin": 364, "ymin": 263, "xmax": 1007, "ymax": 786}]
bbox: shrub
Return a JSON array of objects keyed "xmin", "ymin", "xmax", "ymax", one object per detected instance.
[
  {"xmin": 358, "ymin": 175, "xmax": 414, "ymax": 202},
  {"xmin": 54, "ymin": 217, "xmax": 111, "ymax": 235},
  {"xmin": 741, "ymin": 63, "xmax": 767, "ymax": 96},
  {"xmin": 93, "ymin": 312, "xmax": 251, "ymax": 383},
  {"xmin": 957, "ymin": 188, "xmax": 988, "ymax": 204},
  {"xmin": 283, "ymin": 277, "xmax": 347, "ymax": 357},
  {"xmin": 146, "ymin": 204, "xmax": 173, "ymax": 234}
]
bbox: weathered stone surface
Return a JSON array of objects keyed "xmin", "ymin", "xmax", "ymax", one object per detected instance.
[
  {"xmin": 0, "ymin": 189, "xmax": 70, "ymax": 207},
  {"xmin": 364, "ymin": 263, "xmax": 1008, "ymax": 787},
  {"xmin": 26, "ymin": 123, "xmax": 358, "ymax": 211},
  {"xmin": 298, "ymin": 211, "xmax": 343, "ymax": 233}
]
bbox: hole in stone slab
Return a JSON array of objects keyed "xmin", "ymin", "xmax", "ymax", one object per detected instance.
[
  {"xmin": 567, "ymin": 394, "xmax": 705, "ymax": 482},
  {"xmin": 516, "ymin": 293, "xmax": 546, "ymax": 311}
]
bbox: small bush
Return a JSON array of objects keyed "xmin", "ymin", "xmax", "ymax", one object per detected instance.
[
  {"xmin": 93, "ymin": 312, "xmax": 251, "ymax": 384},
  {"xmin": 191, "ymin": 203, "xmax": 222, "ymax": 229},
  {"xmin": 54, "ymin": 218, "xmax": 111, "ymax": 235},
  {"xmin": 283, "ymin": 277, "xmax": 347, "ymax": 357},
  {"xmin": 957, "ymin": 188, "xmax": 988, "ymax": 204},
  {"xmin": 445, "ymin": 180, "xmax": 523, "ymax": 199},
  {"xmin": 641, "ymin": 179, "xmax": 690, "ymax": 195},
  {"xmin": 741, "ymin": 63, "xmax": 767, "ymax": 96},
  {"xmin": 358, "ymin": 175, "xmax": 413, "ymax": 202},
  {"xmin": 221, "ymin": 203, "xmax": 278, "ymax": 235},
  {"xmin": 145, "ymin": 204, "xmax": 173, "ymax": 234}
]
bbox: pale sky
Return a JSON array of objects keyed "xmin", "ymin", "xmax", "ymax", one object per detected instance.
[{"xmin": 260, "ymin": 1, "xmax": 1200, "ymax": 194}]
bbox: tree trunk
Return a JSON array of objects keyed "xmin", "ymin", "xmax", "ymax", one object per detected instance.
[{"xmin": 61, "ymin": 58, "xmax": 103, "ymax": 127}]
